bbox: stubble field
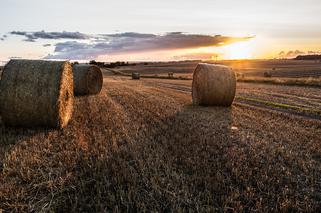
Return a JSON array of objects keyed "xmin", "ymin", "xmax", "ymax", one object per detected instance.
[{"xmin": 0, "ymin": 61, "xmax": 321, "ymax": 212}]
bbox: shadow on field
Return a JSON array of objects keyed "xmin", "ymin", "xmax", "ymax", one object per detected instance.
[
  {"xmin": 53, "ymin": 105, "xmax": 235, "ymax": 212},
  {"xmin": 0, "ymin": 115, "xmax": 59, "ymax": 147},
  {"xmin": 0, "ymin": 117, "xmax": 56, "ymax": 171}
]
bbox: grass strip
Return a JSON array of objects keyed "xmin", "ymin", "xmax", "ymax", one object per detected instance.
[
  {"xmin": 236, "ymin": 96, "xmax": 321, "ymax": 116},
  {"xmin": 237, "ymin": 78, "xmax": 321, "ymax": 88}
]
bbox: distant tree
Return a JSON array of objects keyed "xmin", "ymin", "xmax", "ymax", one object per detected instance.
[
  {"xmin": 89, "ymin": 60, "xmax": 97, "ymax": 65},
  {"xmin": 89, "ymin": 60, "xmax": 105, "ymax": 67},
  {"xmin": 294, "ymin": 55, "xmax": 321, "ymax": 60}
]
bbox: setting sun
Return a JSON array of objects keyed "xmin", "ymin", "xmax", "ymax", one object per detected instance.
[{"xmin": 223, "ymin": 40, "xmax": 254, "ymax": 59}]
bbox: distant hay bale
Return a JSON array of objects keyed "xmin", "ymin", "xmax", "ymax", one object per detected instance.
[
  {"xmin": 132, "ymin": 72, "xmax": 140, "ymax": 80},
  {"xmin": 192, "ymin": 63, "xmax": 236, "ymax": 106},
  {"xmin": 0, "ymin": 59, "xmax": 74, "ymax": 128},
  {"xmin": 72, "ymin": 64, "xmax": 103, "ymax": 96},
  {"xmin": 264, "ymin": 72, "xmax": 272, "ymax": 78},
  {"xmin": 236, "ymin": 73, "xmax": 245, "ymax": 79}
]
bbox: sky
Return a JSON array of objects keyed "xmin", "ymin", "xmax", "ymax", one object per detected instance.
[{"xmin": 1, "ymin": 0, "xmax": 321, "ymax": 63}]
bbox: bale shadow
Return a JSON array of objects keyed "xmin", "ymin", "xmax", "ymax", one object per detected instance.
[
  {"xmin": 0, "ymin": 117, "xmax": 55, "ymax": 145},
  {"xmin": 0, "ymin": 116, "xmax": 57, "ymax": 172},
  {"xmin": 53, "ymin": 105, "xmax": 235, "ymax": 212}
]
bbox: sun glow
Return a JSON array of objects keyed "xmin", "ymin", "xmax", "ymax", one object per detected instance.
[
  {"xmin": 183, "ymin": 37, "xmax": 259, "ymax": 61},
  {"xmin": 223, "ymin": 40, "xmax": 254, "ymax": 59}
]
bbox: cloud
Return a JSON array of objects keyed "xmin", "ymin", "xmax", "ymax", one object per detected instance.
[
  {"xmin": 106, "ymin": 32, "xmax": 156, "ymax": 38},
  {"xmin": 44, "ymin": 32, "xmax": 253, "ymax": 60},
  {"xmin": 173, "ymin": 52, "xmax": 220, "ymax": 60},
  {"xmin": 0, "ymin": 34, "xmax": 7, "ymax": 41},
  {"xmin": 10, "ymin": 30, "xmax": 90, "ymax": 42},
  {"xmin": 278, "ymin": 50, "xmax": 321, "ymax": 58},
  {"xmin": 307, "ymin": 51, "xmax": 321, "ymax": 55},
  {"xmin": 43, "ymin": 43, "xmax": 52, "ymax": 47},
  {"xmin": 8, "ymin": 30, "xmax": 253, "ymax": 60}
]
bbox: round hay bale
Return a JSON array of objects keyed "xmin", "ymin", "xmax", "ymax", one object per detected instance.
[
  {"xmin": 72, "ymin": 64, "xmax": 103, "ymax": 96},
  {"xmin": 132, "ymin": 72, "xmax": 140, "ymax": 80},
  {"xmin": 0, "ymin": 59, "xmax": 74, "ymax": 128},
  {"xmin": 192, "ymin": 63, "xmax": 236, "ymax": 106},
  {"xmin": 264, "ymin": 71, "xmax": 272, "ymax": 78}
]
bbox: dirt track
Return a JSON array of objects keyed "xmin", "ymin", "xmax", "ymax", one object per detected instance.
[{"xmin": 0, "ymin": 76, "xmax": 321, "ymax": 211}]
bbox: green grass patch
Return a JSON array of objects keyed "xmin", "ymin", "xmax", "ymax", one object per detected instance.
[
  {"xmin": 236, "ymin": 96, "xmax": 321, "ymax": 116},
  {"xmin": 238, "ymin": 77, "xmax": 321, "ymax": 88}
]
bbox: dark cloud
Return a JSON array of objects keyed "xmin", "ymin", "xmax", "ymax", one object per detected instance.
[
  {"xmin": 10, "ymin": 31, "xmax": 27, "ymax": 36},
  {"xmin": 24, "ymin": 38, "xmax": 36, "ymax": 42},
  {"xmin": 0, "ymin": 34, "xmax": 7, "ymax": 41},
  {"xmin": 43, "ymin": 43, "xmax": 52, "ymax": 47},
  {"xmin": 44, "ymin": 32, "xmax": 253, "ymax": 60},
  {"xmin": 10, "ymin": 30, "xmax": 90, "ymax": 42}
]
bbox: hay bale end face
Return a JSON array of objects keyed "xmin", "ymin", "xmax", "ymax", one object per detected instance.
[
  {"xmin": 132, "ymin": 72, "xmax": 140, "ymax": 80},
  {"xmin": 192, "ymin": 63, "xmax": 236, "ymax": 106},
  {"xmin": 0, "ymin": 59, "xmax": 74, "ymax": 128},
  {"xmin": 72, "ymin": 64, "xmax": 103, "ymax": 96}
]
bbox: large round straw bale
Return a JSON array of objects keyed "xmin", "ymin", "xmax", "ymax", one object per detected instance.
[
  {"xmin": 72, "ymin": 64, "xmax": 103, "ymax": 96},
  {"xmin": 192, "ymin": 63, "xmax": 236, "ymax": 106},
  {"xmin": 132, "ymin": 72, "xmax": 140, "ymax": 80},
  {"xmin": 0, "ymin": 59, "xmax": 74, "ymax": 128}
]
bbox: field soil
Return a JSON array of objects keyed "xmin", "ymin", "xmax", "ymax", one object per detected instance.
[{"xmin": 0, "ymin": 71, "xmax": 321, "ymax": 211}]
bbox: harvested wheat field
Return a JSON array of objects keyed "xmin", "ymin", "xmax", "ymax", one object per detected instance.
[{"xmin": 0, "ymin": 70, "xmax": 321, "ymax": 212}]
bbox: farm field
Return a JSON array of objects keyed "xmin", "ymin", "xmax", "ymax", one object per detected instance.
[
  {"xmin": 115, "ymin": 59, "xmax": 321, "ymax": 79},
  {"xmin": 1, "ymin": 69, "xmax": 321, "ymax": 211},
  {"xmin": 3, "ymin": 0, "xmax": 321, "ymax": 211}
]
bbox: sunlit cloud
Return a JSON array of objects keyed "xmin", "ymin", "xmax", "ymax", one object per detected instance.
[
  {"xmin": 173, "ymin": 52, "xmax": 220, "ymax": 61},
  {"xmin": 8, "ymin": 30, "xmax": 253, "ymax": 60},
  {"xmin": 47, "ymin": 32, "xmax": 252, "ymax": 60},
  {"xmin": 278, "ymin": 50, "xmax": 321, "ymax": 59}
]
